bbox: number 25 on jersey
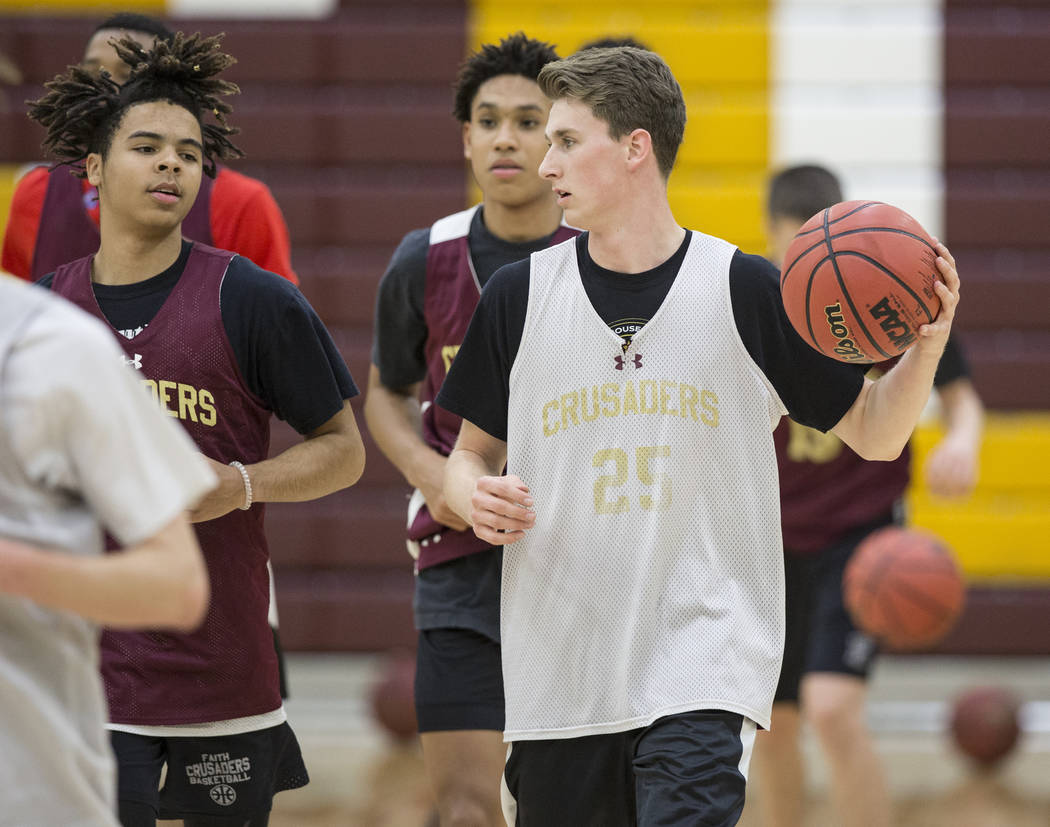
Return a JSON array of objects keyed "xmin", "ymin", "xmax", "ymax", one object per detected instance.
[{"xmin": 593, "ymin": 446, "xmax": 672, "ymax": 515}]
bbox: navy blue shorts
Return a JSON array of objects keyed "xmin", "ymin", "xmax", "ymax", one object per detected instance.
[
  {"xmin": 110, "ymin": 722, "xmax": 308, "ymax": 820},
  {"xmin": 775, "ymin": 514, "xmax": 896, "ymax": 703},
  {"xmin": 415, "ymin": 627, "xmax": 504, "ymax": 733},
  {"xmin": 503, "ymin": 710, "xmax": 755, "ymax": 826}
]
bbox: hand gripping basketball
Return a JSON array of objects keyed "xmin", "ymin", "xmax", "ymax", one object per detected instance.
[{"xmin": 780, "ymin": 201, "xmax": 959, "ymax": 363}]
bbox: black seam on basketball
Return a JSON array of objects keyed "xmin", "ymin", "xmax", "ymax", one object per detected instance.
[
  {"xmin": 849, "ymin": 545, "xmax": 897, "ymax": 636},
  {"xmin": 781, "ymin": 235, "xmax": 828, "ymax": 291},
  {"xmin": 829, "ymin": 202, "xmax": 881, "ymax": 225},
  {"xmin": 879, "ymin": 591, "xmax": 905, "ymax": 639},
  {"xmin": 832, "ymin": 251, "xmax": 937, "ymax": 325},
  {"xmin": 822, "ymin": 212, "xmax": 893, "ymax": 360},
  {"xmin": 828, "ymin": 226, "xmax": 937, "ymax": 254},
  {"xmin": 803, "ymin": 254, "xmax": 833, "ymax": 356},
  {"xmin": 891, "ymin": 577, "xmax": 959, "ymax": 616},
  {"xmin": 792, "ymin": 202, "xmax": 881, "ymax": 239}
]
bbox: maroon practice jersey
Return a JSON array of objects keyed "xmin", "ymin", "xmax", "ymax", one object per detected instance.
[
  {"xmin": 774, "ymin": 415, "xmax": 909, "ymax": 554},
  {"xmin": 410, "ymin": 209, "xmax": 578, "ymax": 569},
  {"xmin": 52, "ymin": 243, "xmax": 280, "ymax": 724}
]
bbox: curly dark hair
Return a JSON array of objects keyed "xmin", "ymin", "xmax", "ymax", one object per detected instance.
[
  {"xmin": 452, "ymin": 32, "xmax": 560, "ymax": 123},
  {"xmin": 28, "ymin": 31, "xmax": 242, "ymax": 178}
]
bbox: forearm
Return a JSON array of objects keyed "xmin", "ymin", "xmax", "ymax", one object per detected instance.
[
  {"xmin": 0, "ymin": 514, "xmax": 208, "ymax": 630},
  {"xmin": 924, "ymin": 378, "xmax": 984, "ymax": 497},
  {"xmin": 835, "ymin": 345, "xmax": 944, "ymax": 460},
  {"xmin": 363, "ymin": 368, "xmax": 443, "ymax": 491},
  {"xmin": 445, "ymin": 447, "xmax": 501, "ymax": 525},
  {"xmin": 248, "ymin": 424, "xmax": 364, "ymax": 503},
  {"xmin": 191, "ymin": 402, "xmax": 364, "ymax": 522},
  {"xmin": 939, "ymin": 379, "xmax": 984, "ymax": 448}
]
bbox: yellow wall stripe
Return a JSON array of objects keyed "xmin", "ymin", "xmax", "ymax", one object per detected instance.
[{"xmin": 909, "ymin": 414, "xmax": 1050, "ymax": 581}]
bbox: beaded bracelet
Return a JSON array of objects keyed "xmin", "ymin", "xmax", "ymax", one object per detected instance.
[{"xmin": 229, "ymin": 461, "xmax": 253, "ymax": 511}]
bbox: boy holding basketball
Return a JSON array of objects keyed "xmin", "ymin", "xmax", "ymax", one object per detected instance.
[
  {"xmin": 28, "ymin": 34, "xmax": 365, "ymax": 827},
  {"xmin": 438, "ymin": 47, "xmax": 961, "ymax": 825},
  {"xmin": 751, "ymin": 164, "xmax": 984, "ymax": 827}
]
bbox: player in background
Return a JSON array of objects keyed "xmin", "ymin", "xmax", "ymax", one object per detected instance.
[
  {"xmin": 29, "ymin": 33, "xmax": 365, "ymax": 827},
  {"xmin": 750, "ymin": 164, "xmax": 984, "ymax": 827},
  {"xmin": 439, "ymin": 47, "xmax": 961, "ymax": 825},
  {"xmin": 576, "ymin": 35, "xmax": 652, "ymax": 51},
  {"xmin": 364, "ymin": 33, "xmax": 574, "ymax": 826},
  {"xmin": 3, "ymin": 12, "xmax": 299, "ymax": 285},
  {"xmin": 2, "ymin": 10, "xmax": 297, "ymax": 697},
  {"xmin": 0, "ymin": 272, "xmax": 214, "ymax": 826}
]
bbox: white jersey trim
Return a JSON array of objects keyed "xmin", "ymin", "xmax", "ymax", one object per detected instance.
[
  {"xmin": 106, "ymin": 706, "xmax": 286, "ymax": 738},
  {"xmin": 738, "ymin": 718, "xmax": 758, "ymax": 781},
  {"xmin": 429, "ymin": 205, "xmax": 479, "ymax": 246}
]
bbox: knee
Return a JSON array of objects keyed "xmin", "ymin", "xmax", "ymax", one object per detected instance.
[
  {"xmin": 436, "ymin": 789, "xmax": 499, "ymax": 827},
  {"xmin": 803, "ymin": 689, "xmax": 866, "ymax": 746}
]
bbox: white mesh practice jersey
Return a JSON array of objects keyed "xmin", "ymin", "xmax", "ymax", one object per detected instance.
[{"xmin": 503, "ymin": 232, "xmax": 787, "ymax": 741}]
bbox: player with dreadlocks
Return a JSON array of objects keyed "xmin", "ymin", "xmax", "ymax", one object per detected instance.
[
  {"xmin": 4, "ymin": 14, "xmax": 299, "ymax": 286},
  {"xmin": 30, "ymin": 33, "xmax": 366, "ymax": 827}
]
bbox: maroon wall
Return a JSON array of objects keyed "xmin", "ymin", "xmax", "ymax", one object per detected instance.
[{"xmin": 944, "ymin": 2, "xmax": 1050, "ymax": 409}]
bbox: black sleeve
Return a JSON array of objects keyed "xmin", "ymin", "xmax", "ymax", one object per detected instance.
[
  {"xmin": 370, "ymin": 228, "xmax": 430, "ymax": 388},
  {"xmin": 933, "ymin": 334, "xmax": 971, "ymax": 387},
  {"xmin": 434, "ymin": 259, "xmax": 530, "ymax": 441},
  {"xmin": 730, "ymin": 250, "xmax": 866, "ymax": 432},
  {"xmin": 221, "ymin": 256, "xmax": 358, "ymax": 435}
]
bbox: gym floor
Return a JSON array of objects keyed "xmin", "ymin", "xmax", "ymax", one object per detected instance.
[
  {"xmin": 206, "ymin": 654, "xmax": 1050, "ymax": 826},
  {"xmin": 143, "ymin": 654, "xmax": 1050, "ymax": 822}
]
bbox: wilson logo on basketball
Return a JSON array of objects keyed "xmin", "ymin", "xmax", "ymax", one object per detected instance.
[
  {"xmin": 823, "ymin": 303, "xmax": 865, "ymax": 362},
  {"xmin": 869, "ymin": 297, "xmax": 916, "ymax": 350}
]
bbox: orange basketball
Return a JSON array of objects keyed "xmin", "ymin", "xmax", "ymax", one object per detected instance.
[
  {"xmin": 781, "ymin": 200, "xmax": 941, "ymax": 364},
  {"xmin": 950, "ymin": 686, "xmax": 1022, "ymax": 767},
  {"xmin": 843, "ymin": 527, "xmax": 965, "ymax": 650}
]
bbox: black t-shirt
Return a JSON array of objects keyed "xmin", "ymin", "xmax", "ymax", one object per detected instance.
[
  {"xmin": 931, "ymin": 335, "xmax": 968, "ymax": 386},
  {"xmin": 437, "ymin": 231, "xmax": 867, "ymax": 442},
  {"xmin": 41, "ymin": 240, "xmax": 357, "ymax": 434},
  {"xmin": 371, "ymin": 207, "xmax": 567, "ymax": 389}
]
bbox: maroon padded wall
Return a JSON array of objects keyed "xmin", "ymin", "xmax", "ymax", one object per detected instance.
[{"xmin": 944, "ymin": 2, "xmax": 1050, "ymax": 409}]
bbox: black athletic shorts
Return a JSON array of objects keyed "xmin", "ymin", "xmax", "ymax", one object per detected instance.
[
  {"xmin": 503, "ymin": 710, "xmax": 755, "ymax": 826},
  {"xmin": 415, "ymin": 626, "xmax": 504, "ymax": 733},
  {"xmin": 775, "ymin": 512, "xmax": 897, "ymax": 703},
  {"xmin": 110, "ymin": 722, "xmax": 308, "ymax": 820}
]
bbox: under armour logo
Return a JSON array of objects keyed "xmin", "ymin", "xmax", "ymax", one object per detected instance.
[
  {"xmin": 122, "ymin": 353, "xmax": 143, "ymax": 370},
  {"xmin": 614, "ymin": 353, "xmax": 643, "ymax": 370}
]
